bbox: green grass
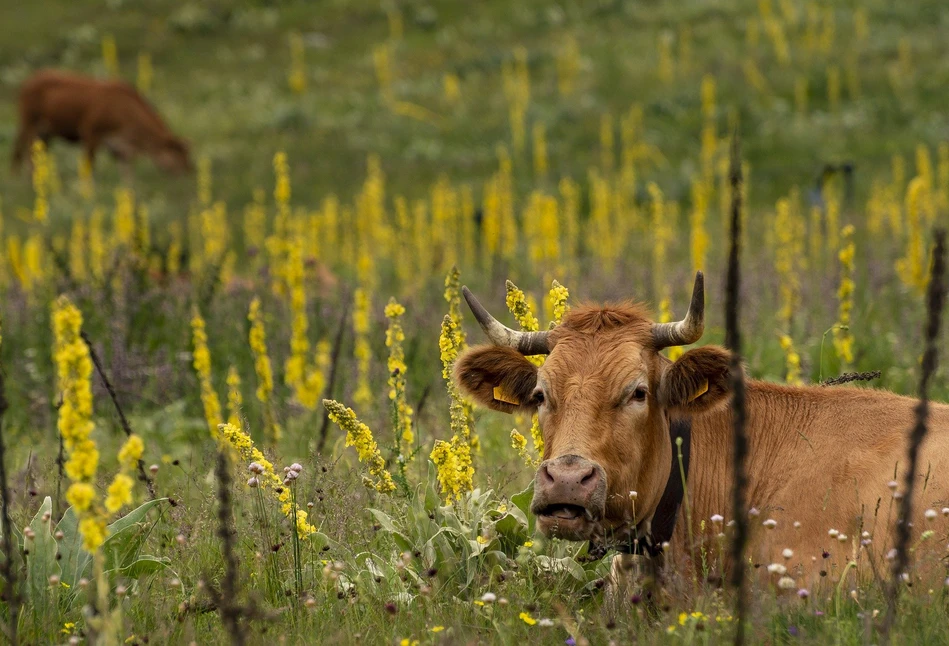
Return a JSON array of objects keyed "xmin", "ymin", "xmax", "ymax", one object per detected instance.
[{"xmin": 2, "ymin": 0, "xmax": 949, "ymax": 643}]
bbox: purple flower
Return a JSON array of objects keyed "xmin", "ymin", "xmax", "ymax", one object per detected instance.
[
  {"xmin": 566, "ymin": 639, "xmax": 576, "ymax": 646},
  {"xmin": 788, "ymin": 626, "xmax": 799, "ymax": 637}
]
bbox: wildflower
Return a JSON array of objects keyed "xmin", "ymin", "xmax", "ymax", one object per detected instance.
[
  {"xmin": 247, "ymin": 477, "xmax": 260, "ymax": 488},
  {"xmin": 833, "ymin": 224, "xmax": 856, "ymax": 366},
  {"xmin": 476, "ymin": 535, "xmax": 488, "ymax": 545},
  {"xmin": 925, "ymin": 508, "xmax": 937, "ymax": 520},
  {"xmin": 548, "ymin": 280, "xmax": 570, "ymax": 324},
  {"xmin": 481, "ymin": 592, "xmax": 497, "ymax": 603},
  {"xmin": 538, "ymin": 618, "xmax": 554, "ymax": 627},
  {"xmin": 191, "ymin": 309, "xmax": 223, "ymax": 440},
  {"xmin": 767, "ymin": 564, "xmax": 787, "ymax": 575},
  {"xmin": 433, "ymin": 312, "xmax": 474, "ymax": 501},
  {"xmin": 219, "ymin": 423, "xmax": 316, "ymax": 537},
  {"xmin": 711, "ymin": 514, "xmax": 723, "ymax": 524},
  {"xmin": 510, "ymin": 429, "xmax": 537, "ymax": 468},
  {"xmin": 104, "ymin": 474, "xmax": 134, "ymax": 513},
  {"xmin": 888, "ymin": 480, "xmax": 899, "ymax": 491},
  {"xmin": 290, "ymin": 463, "xmax": 303, "ymax": 473},
  {"xmin": 430, "ymin": 626, "xmax": 444, "ymax": 633},
  {"xmin": 782, "ymin": 548, "xmax": 794, "ymax": 559},
  {"xmin": 828, "ymin": 529, "xmax": 839, "ymax": 538},
  {"xmin": 386, "ymin": 298, "xmax": 415, "ymax": 449},
  {"xmin": 522, "ymin": 541, "xmax": 533, "ymax": 548},
  {"xmin": 778, "ymin": 576, "xmax": 796, "ymax": 590},
  {"xmin": 763, "ymin": 519, "xmax": 777, "ymax": 529},
  {"xmin": 519, "ymin": 612, "xmax": 537, "ymax": 626},
  {"xmin": 798, "ymin": 588, "xmax": 810, "ymax": 599},
  {"xmin": 248, "ymin": 298, "xmax": 281, "ymax": 442},
  {"xmin": 66, "ymin": 483, "xmax": 96, "ymax": 512},
  {"xmin": 323, "ymin": 400, "xmax": 395, "ymax": 494}
]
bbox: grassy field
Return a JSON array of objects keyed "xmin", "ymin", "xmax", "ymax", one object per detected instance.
[{"xmin": 1, "ymin": 0, "xmax": 949, "ymax": 643}]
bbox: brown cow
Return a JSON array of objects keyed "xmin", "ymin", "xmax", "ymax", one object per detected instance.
[
  {"xmin": 12, "ymin": 69, "xmax": 192, "ymax": 176},
  {"xmin": 455, "ymin": 272, "xmax": 949, "ymax": 589}
]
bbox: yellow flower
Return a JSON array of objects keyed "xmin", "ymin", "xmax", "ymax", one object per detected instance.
[
  {"xmin": 510, "ymin": 429, "xmax": 538, "ymax": 468},
  {"xmin": 218, "ymin": 422, "xmax": 316, "ymax": 537},
  {"xmin": 117, "ymin": 434, "xmax": 144, "ymax": 471},
  {"xmin": 519, "ymin": 612, "xmax": 537, "ymax": 626},
  {"xmin": 476, "ymin": 535, "xmax": 488, "ymax": 545},
  {"xmin": 430, "ymin": 626, "xmax": 444, "ymax": 633},
  {"xmin": 66, "ymin": 483, "xmax": 96, "ymax": 512},
  {"xmin": 548, "ymin": 280, "xmax": 570, "ymax": 324},
  {"xmin": 78, "ymin": 517, "xmax": 106, "ymax": 553},
  {"xmin": 191, "ymin": 309, "xmax": 222, "ymax": 440},
  {"xmin": 226, "ymin": 366, "xmax": 242, "ymax": 427},
  {"xmin": 323, "ymin": 400, "xmax": 395, "ymax": 494},
  {"xmin": 523, "ymin": 541, "xmax": 533, "ymax": 548},
  {"xmin": 105, "ymin": 474, "xmax": 134, "ymax": 513},
  {"xmin": 505, "ymin": 281, "xmax": 539, "ymax": 331},
  {"xmin": 833, "ymin": 224, "xmax": 857, "ymax": 366},
  {"xmin": 385, "ymin": 298, "xmax": 415, "ymax": 450}
]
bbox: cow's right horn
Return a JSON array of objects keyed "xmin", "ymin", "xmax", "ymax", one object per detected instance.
[
  {"xmin": 462, "ymin": 286, "xmax": 551, "ymax": 355},
  {"xmin": 652, "ymin": 271, "xmax": 705, "ymax": 348}
]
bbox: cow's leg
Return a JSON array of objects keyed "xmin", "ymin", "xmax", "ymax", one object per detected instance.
[{"xmin": 11, "ymin": 123, "xmax": 37, "ymax": 174}]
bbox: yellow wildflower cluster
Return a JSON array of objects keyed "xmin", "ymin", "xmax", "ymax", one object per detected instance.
[
  {"xmin": 52, "ymin": 296, "xmax": 107, "ymax": 551},
  {"xmin": 284, "ymin": 237, "xmax": 324, "ymax": 410},
  {"xmin": 431, "ymin": 313, "xmax": 474, "ymax": 502},
  {"xmin": 833, "ymin": 225, "xmax": 856, "ymax": 366},
  {"xmin": 778, "ymin": 334, "xmax": 803, "ymax": 386},
  {"xmin": 219, "ymin": 422, "xmax": 317, "ymax": 537},
  {"xmin": 248, "ymin": 298, "xmax": 281, "ymax": 442},
  {"xmin": 105, "ymin": 433, "xmax": 144, "ymax": 513},
  {"xmin": 896, "ymin": 177, "xmax": 929, "ymax": 295},
  {"xmin": 288, "ymin": 31, "xmax": 307, "ymax": 95},
  {"xmin": 323, "ymin": 400, "xmax": 395, "ymax": 494},
  {"xmin": 385, "ymin": 299, "xmax": 414, "ymax": 447},
  {"xmin": 659, "ymin": 298, "xmax": 684, "ymax": 362},
  {"xmin": 31, "ymin": 140, "xmax": 50, "ymax": 224},
  {"xmin": 510, "ymin": 429, "xmax": 538, "ymax": 468},
  {"xmin": 226, "ymin": 366, "xmax": 242, "ymax": 428},
  {"xmin": 547, "ymin": 280, "xmax": 570, "ymax": 325},
  {"xmin": 352, "ymin": 288, "xmax": 373, "ymax": 410},
  {"xmin": 190, "ymin": 308, "xmax": 223, "ymax": 440}
]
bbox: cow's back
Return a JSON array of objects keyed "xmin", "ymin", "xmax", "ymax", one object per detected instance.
[{"xmin": 19, "ymin": 70, "xmax": 168, "ymax": 142}]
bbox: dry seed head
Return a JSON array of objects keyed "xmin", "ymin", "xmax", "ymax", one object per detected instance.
[
  {"xmin": 782, "ymin": 548, "xmax": 793, "ymax": 559},
  {"xmin": 778, "ymin": 576, "xmax": 796, "ymax": 590},
  {"xmin": 925, "ymin": 509, "xmax": 937, "ymax": 521},
  {"xmin": 767, "ymin": 563, "xmax": 787, "ymax": 575},
  {"xmin": 763, "ymin": 519, "xmax": 777, "ymax": 529},
  {"xmin": 711, "ymin": 514, "xmax": 724, "ymax": 524}
]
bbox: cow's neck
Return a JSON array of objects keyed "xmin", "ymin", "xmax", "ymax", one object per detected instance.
[{"xmin": 687, "ymin": 380, "xmax": 828, "ymax": 526}]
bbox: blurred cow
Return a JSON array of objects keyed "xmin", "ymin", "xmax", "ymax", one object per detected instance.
[{"xmin": 12, "ymin": 69, "xmax": 192, "ymax": 176}]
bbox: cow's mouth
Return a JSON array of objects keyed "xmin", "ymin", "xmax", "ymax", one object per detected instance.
[{"xmin": 534, "ymin": 504, "xmax": 598, "ymax": 540}]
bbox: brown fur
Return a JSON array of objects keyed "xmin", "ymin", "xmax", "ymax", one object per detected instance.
[
  {"xmin": 457, "ymin": 300, "xmax": 949, "ymax": 586},
  {"xmin": 12, "ymin": 69, "xmax": 192, "ymax": 175}
]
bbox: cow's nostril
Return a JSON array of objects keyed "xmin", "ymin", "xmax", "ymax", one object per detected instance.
[
  {"xmin": 541, "ymin": 465, "xmax": 555, "ymax": 484},
  {"xmin": 580, "ymin": 468, "xmax": 597, "ymax": 486}
]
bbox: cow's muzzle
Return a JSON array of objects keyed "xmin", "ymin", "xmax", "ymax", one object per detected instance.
[{"xmin": 531, "ymin": 454, "xmax": 607, "ymax": 541}]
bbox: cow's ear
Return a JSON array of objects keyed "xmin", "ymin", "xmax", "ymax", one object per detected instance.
[
  {"xmin": 454, "ymin": 346, "xmax": 539, "ymax": 414},
  {"xmin": 658, "ymin": 346, "xmax": 732, "ymax": 414}
]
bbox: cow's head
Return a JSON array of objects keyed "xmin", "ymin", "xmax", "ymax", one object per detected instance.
[
  {"xmin": 155, "ymin": 135, "xmax": 193, "ymax": 174},
  {"xmin": 454, "ymin": 273, "xmax": 732, "ymax": 543}
]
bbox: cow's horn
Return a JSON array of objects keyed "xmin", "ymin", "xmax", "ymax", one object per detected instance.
[
  {"xmin": 462, "ymin": 286, "xmax": 551, "ymax": 355},
  {"xmin": 652, "ymin": 271, "xmax": 705, "ymax": 348}
]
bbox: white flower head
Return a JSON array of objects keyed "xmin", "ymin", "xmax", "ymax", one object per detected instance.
[
  {"xmin": 480, "ymin": 592, "xmax": 497, "ymax": 603},
  {"xmin": 767, "ymin": 563, "xmax": 787, "ymax": 575},
  {"xmin": 828, "ymin": 529, "xmax": 839, "ymax": 538},
  {"xmin": 778, "ymin": 576, "xmax": 796, "ymax": 590},
  {"xmin": 763, "ymin": 519, "xmax": 777, "ymax": 529},
  {"xmin": 782, "ymin": 548, "xmax": 793, "ymax": 559},
  {"xmin": 247, "ymin": 477, "xmax": 260, "ymax": 488},
  {"xmin": 710, "ymin": 514, "xmax": 724, "ymax": 524},
  {"xmin": 925, "ymin": 509, "xmax": 937, "ymax": 521},
  {"xmin": 538, "ymin": 618, "xmax": 554, "ymax": 627}
]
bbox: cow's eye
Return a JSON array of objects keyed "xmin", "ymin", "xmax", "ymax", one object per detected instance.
[
  {"xmin": 631, "ymin": 386, "xmax": 648, "ymax": 403},
  {"xmin": 530, "ymin": 388, "xmax": 546, "ymax": 407}
]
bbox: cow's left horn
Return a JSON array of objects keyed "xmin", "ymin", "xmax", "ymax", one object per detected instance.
[
  {"xmin": 462, "ymin": 286, "xmax": 551, "ymax": 355},
  {"xmin": 652, "ymin": 271, "xmax": 705, "ymax": 348}
]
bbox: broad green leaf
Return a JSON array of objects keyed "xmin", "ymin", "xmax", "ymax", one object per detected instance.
[
  {"xmin": 56, "ymin": 506, "xmax": 93, "ymax": 587},
  {"xmin": 110, "ymin": 555, "xmax": 172, "ymax": 579},
  {"xmin": 24, "ymin": 497, "xmax": 60, "ymax": 607},
  {"xmin": 100, "ymin": 498, "xmax": 167, "ymax": 572},
  {"xmin": 368, "ymin": 508, "xmax": 413, "ymax": 552},
  {"xmin": 511, "ymin": 482, "xmax": 535, "ymax": 535}
]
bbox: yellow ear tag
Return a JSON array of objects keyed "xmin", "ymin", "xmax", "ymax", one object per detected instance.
[
  {"xmin": 493, "ymin": 386, "xmax": 520, "ymax": 406},
  {"xmin": 688, "ymin": 380, "xmax": 709, "ymax": 403}
]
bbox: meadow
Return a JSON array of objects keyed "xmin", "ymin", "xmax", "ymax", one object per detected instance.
[{"xmin": 1, "ymin": 0, "xmax": 949, "ymax": 643}]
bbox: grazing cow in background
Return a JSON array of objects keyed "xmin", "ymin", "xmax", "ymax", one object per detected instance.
[
  {"xmin": 12, "ymin": 69, "xmax": 192, "ymax": 176},
  {"xmin": 454, "ymin": 272, "xmax": 949, "ymax": 590}
]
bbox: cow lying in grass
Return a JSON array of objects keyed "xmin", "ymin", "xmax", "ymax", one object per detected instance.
[
  {"xmin": 454, "ymin": 272, "xmax": 949, "ymax": 596},
  {"xmin": 12, "ymin": 69, "xmax": 192, "ymax": 177}
]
